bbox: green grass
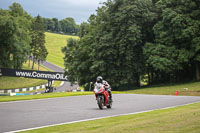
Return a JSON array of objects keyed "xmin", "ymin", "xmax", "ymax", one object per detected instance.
[
  {"xmin": 45, "ymin": 32, "xmax": 79, "ymax": 68},
  {"xmin": 1, "ymin": 81, "xmax": 200, "ymax": 102},
  {"xmin": 125, "ymin": 81, "xmax": 200, "ymax": 96},
  {"xmin": 0, "ymin": 92, "xmax": 93, "ymax": 102},
  {"xmin": 52, "ymin": 81, "xmax": 62, "ymax": 87},
  {"xmin": 21, "ymin": 102, "xmax": 200, "ymax": 133},
  {"xmin": 0, "ymin": 77, "xmax": 47, "ymax": 90},
  {"xmin": 0, "ymin": 61, "xmax": 48, "ymax": 90}
]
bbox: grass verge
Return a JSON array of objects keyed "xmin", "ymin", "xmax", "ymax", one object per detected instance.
[
  {"xmin": 0, "ymin": 91, "xmax": 125, "ymax": 102},
  {"xmin": 0, "ymin": 77, "xmax": 47, "ymax": 90},
  {"xmin": 125, "ymin": 81, "xmax": 200, "ymax": 96},
  {"xmin": 20, "ymin": 102, "xmax": 200, "ymax": 133},
  {"xmin": 0, "ymin": 92, "xmax": 93, "ymax": 102},
  {"xmin": 45, "ymin": 32, "xmax": 79, "ymax": 68}
]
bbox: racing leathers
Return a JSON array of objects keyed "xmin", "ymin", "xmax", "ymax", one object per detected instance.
[{"xmin": 95, "ymin": 80, "xmax": 112, "ymax": 99}]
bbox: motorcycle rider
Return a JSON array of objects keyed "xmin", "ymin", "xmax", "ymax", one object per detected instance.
[{"xmin": 95, "ymin": 76, "xmax": 112, "ymax": 100}]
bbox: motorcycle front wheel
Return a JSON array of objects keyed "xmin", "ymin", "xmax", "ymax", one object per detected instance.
[
  {"xmin": 97, "ymin": 96, "xmax": 104, "ymax": 110},
  {"xmin": 106, "ymin": 97, "xmax": 112, "ymax": 108}
]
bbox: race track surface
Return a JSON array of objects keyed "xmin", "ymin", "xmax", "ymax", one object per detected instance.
[
  {"xmin": 41, "ymin": 61, "xmax": 78, "ymax": 92},
  {"xmin": 1, "ymin": 94, "xmax": 200, "ymax": 132}
]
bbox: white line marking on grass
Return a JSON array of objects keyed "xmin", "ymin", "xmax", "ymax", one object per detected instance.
[{"xmin": 5, "ymin": 101, "xmax": 200, "ymax": 133}]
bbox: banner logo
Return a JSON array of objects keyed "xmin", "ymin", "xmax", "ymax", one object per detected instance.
[{"xmin": 0, "ymin": 68, "xmax": 67, "ymax": 81}]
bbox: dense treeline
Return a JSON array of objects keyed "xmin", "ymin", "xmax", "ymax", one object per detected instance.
[
  {"xmin": 0, "ymin": 3, "xmax": 48, "ymax": 69},
  {"xmin": 0, "ymin": 2, "xmax": 80, "ymax": 70},
  {"xmin": 62, "ymin": 0, "xmax": 200, "ymax": 90},
  {"xmin": 43, "ymin": 17, "xmax": 80, "ymax": 35}
]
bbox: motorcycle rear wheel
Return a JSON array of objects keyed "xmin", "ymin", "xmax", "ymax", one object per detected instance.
[{"xmin": 97, "ymin": 96, "xmax": 104, "ymax": 110}]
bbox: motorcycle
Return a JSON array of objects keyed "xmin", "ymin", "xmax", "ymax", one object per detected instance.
[{"xmin": 93, "ymin": 83, "xmax": 112, "ymax": 110}]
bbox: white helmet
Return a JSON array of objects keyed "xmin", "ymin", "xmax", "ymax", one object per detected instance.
[{"xmin": 96, "ymin": 76, "xmax": 103, "ymax": 83}]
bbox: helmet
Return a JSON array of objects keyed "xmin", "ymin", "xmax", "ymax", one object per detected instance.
[{"xmin": 96, "ymin": 76, "xmax": 103, "ymax": 83}]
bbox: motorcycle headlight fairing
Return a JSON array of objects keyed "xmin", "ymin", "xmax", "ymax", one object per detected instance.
[{"xmin": 98, "ymin": 89, "xmax": 103, "ymax": 93}]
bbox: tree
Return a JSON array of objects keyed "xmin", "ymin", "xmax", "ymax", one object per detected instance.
[
  {"xmin": 78, "ymin": 22, "xmax": 89, "ymax": 37},
  {"xmin": 31, "ymin": 15, "xmax": 48, "ymax": 70},
  {"xmin": 42, "ymin": 17, "xmax": 80, "ymax": 35},
  {"xmin": 143, "ymin": 0, "xmax": 200, "ymax": 82},
  {"xmin": 60, "ymin": 17, "xmax": 79, "ymax": 35},
  {"xmin": 52, "ymin": 18, "xmax": 61, "ymax": 32},
  {"xmin": 44, "ymin": 18, "xmax": 55, "ymax": 32},
  {"xmin": 95, "ymin": 0, "xmax": 156, "ymax": 88},
  {"xmin": 63, "ymin": 0, "xmax": 200, "ymax": 90},
  {"xmin": 0, "ymin": 2, "xmax": 32, "ymax": 69},
  {"xmin": 62, "ymin": 17, "xmax": 96, "ymax": 90},
  {"xmin": 63, "ymin": 0, "xmax": 156, "ymax": 90},
  {"xmin": 62, "ymin": 38, "xmax": 79, "ymax": 82}
]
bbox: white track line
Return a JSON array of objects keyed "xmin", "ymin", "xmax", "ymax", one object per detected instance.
[
  {"xmin": 5, "ymin": 101, "xmax": 200, "ymax": 133},
  {"xmin": 60, "ymin": 81, "xmax": 65, "ymax": 86}
]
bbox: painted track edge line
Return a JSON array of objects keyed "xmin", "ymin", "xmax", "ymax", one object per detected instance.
[{"xmin": 6, "ymin": 101, "xmax": 200, "ymax": 133}]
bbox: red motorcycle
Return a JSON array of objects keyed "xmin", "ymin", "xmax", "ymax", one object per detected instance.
[{"xmin": 93, "ymin": 83, "xmax": 112, "ymax": 110}]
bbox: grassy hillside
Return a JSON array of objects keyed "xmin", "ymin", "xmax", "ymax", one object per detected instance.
[
  {"xmin": 45, "ymin": 32, "xmax": 79, "ymax": 68},
  {"xmin": 0, "ymin": 32, "xmax": 76, "ymax": 90}
]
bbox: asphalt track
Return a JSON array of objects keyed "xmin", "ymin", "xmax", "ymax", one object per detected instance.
[
  {"xmin": 41, "ymin": 61, "xmax": 78, "ymax": 92},
  {"xmin": 1, "ymin": 94, "xmax": 200, "ymax": 132}
]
